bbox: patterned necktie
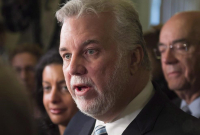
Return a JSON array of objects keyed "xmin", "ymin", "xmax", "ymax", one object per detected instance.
[{"xmin": 94, "ymin": 125, "xmax": 108, "ymax": 135}]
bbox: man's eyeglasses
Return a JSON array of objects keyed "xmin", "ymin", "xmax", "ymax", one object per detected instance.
[
  {"xmin": 154, "ymin": 42, "xmax": 189, "ymax": 59},
  {"xmin": 153, "ymin": 48, "xmax": 161, "ymax": 60}
]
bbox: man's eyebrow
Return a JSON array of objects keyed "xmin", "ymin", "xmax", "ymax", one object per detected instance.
[
  {"xmin": 158, "ymin": 38, "xmax": 187, "ymax": 46},
  {"xmin": 59, "ymin": 47, "xmax": 67, "ymax": 53},
  {"xmin": 59, "ymin": 39, "xmax": 99, "ymax": 53},
  {"xmin": 82, "ymin": 39, "xmax": 99, "ymax": 46},
  {"xmin": 172, "ymin": 38, "xmax": 187, "ymax": 44}
]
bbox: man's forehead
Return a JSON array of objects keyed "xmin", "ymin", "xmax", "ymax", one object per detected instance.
[
  {"xmin": 160, "ymin": 22, "xmax": 193, "ymax": 43},
  {"xmin": 14, "ymin": 65, "xmax": 35, "ymax": 69},
  {"xmin": 161, "ymin": 13, "xmax": 200, "ymax": 38},
  {"xmin": 12, "ymin": 54, "xmax": 38, "ymax": 65},
  {"xmin": 59, "ymin": 15, "xmax": 113, "ymax": 52},
  {"xmin": 14, "ymin": 52, "xmax": 37, "ymax": 59}
]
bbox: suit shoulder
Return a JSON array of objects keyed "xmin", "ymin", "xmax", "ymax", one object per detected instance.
[
  {"xmin": 63, "ymin": 111, "xmax": 95, "ymax": 135},
  {"xmin": 153, "ymin": 101, "xmax": 200, "ymax": 134}
]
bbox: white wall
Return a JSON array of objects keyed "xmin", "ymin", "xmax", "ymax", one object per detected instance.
[
  {"xmin": 161, "ymin": 0, "xmax": 200, "ymax": 24},
  {"xmin": 133, "ymin": 0, "xmax": 200, "ymax": 31}
]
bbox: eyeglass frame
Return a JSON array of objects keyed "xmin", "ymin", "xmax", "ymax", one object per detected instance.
[
  {"xmin": 152, "ymin": 48, "xmax": 161, "ymax": 60},
  {"xmin": 156, "ymin": 39, "xmax": 190, "ymax": 57}
]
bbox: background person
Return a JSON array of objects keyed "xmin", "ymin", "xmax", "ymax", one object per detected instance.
[
  {"xmin": 9, "ymin": 43, "xmax": 43, "ymax": 119},
  {"xmin": 159, "ymin": 11, "xmax": 200, "ymax": 118},
  {"xmin": 0, "ymin": 60, "xmax": 36, "ymax": 135},
  {"xmin": 9, "ymin": 43, "xmax": 43, "ymax": 94},
  {"xmin": 35, "ymin": 48, "xmax": 78, "ymax": 135},
  {"xmin": 56, "ymin": 0, "xmax": 200, "ymax": 135},
  {"xmin": 144, "ymin": 25, "xmax": 177, "ymax": 100}
]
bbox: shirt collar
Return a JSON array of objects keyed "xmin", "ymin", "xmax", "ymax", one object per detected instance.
[
  {"xmin": 181, "ymin": 97, "xmax": 200, "ymax": 118},
  {"xmin": 94, "ymin": 80, "xmax": 154, "ymax": 135}
]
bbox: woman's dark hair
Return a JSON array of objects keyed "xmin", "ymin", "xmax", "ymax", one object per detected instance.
[{"xmin": 35, "ymin": 48, "xmax": 63, "ymax": 135}]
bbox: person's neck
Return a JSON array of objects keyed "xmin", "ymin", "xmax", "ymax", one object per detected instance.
[
  {"xmin": 58, "ymin": 124, "xmax": 67, "ymax": 135},
  {"xmin": 175, "ymin": 89, "xmax": 200, "ymax": 104}
]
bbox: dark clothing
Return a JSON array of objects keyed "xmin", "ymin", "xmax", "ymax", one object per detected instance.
[
  {"xmin": 172, "ymin": 97, "xmax": 182, "ymax": 107},
  {"xmin": 63, "ymin": 111, "xmax": 94, "ymax": 135},
  {"xmin": 153, "ymin": 77, "xmax": 177, "ymax": 100},
  {"xmin": 64, "ymin": 84, "xmax": 200, "ymax": 135}
]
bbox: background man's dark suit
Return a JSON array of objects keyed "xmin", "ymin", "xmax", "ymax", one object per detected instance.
[
  {"xmin": 64, "ymin": 85, "xmax": 200, "ymax": 135},
  {"xmin": 172, "ymin": 98, "xmax": 182, "ymax": 108}
]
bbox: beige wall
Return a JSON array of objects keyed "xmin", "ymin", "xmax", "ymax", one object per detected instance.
[{"xmin": 133, "ymin": 0, "xmax": 151, "ymax": 32}]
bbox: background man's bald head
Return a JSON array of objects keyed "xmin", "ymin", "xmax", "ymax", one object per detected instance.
[{"xmin": 161, "ymin": 11, "xmax": 200, "ymax": 40}]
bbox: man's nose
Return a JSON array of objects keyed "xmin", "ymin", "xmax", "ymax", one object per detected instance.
[
  {"xmin": 67, "ymin": 55, "xmax": 87, "ymax": 76},
  {"xmin": 161, "ymin": 49, "xmax": 178, "ymax": 64},
  {"xmin": 19, "ymin": 70, "xmax": 28, "ymax": 80}
]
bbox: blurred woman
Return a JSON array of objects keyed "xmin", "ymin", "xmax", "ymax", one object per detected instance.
[{"xmin": 35, "ymin": 49, "xmax": 78, "ymax": 135}]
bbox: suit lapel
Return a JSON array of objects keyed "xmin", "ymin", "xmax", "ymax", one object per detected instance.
[
  {"xmin": 79, "ymin": 118, "xmax": 96, "ymax": 135},
  {"xmin": 122, "ymin": 120, "xmax": 142, "ymax": 135},
  {"xmin": 123, "ymin": 83, "xmax": 167, "ymax": 135}
]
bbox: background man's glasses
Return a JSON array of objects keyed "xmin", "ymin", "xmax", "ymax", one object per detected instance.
[
  {"xmin": 154, "ymin": 42, "xmax": 188, "ymax": 59},
  {"xmin": 153, "ymin": 48, "xmax": 161, "ymax": 60}
]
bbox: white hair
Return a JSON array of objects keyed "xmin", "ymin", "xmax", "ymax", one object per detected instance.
[{"xmin": 56, "ymin": 0, "xmax": 151, "ymax": 70}]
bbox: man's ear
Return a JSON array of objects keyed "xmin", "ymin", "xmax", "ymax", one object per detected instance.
[{"xmin": 130, "ymin": 46, "xmax": 144, "ymax": 75}]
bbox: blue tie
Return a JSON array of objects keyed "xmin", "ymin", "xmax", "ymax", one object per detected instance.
[{"xmin": 94, "ymin": 125, "xmax": 108, "ymax": 135}]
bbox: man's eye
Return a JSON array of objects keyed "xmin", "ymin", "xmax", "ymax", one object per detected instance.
[
  {"xmin": 26, "ymin": 66, "xmax": 35, "ymax": 72},
  {"xmin": 87, "ymin": 49, "xmax": 96, "ymax": 55},
  {"xmin": 64, "ymin": 54, "xmax": 71, "ymax": 59},
  {"xmin": 15, "ymin": 68, "xmax": 22, "ymax": 73},
  {"xmin": 175, "ymin": 43, "xmax": 187, "ymax": 50},
  {"xmin": 158, "ymin": 45, "xmax": 166, "ymax": 53}
]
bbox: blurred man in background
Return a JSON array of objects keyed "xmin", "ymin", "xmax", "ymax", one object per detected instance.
[
  {"xmin": 144, "ymin": 25, "xmax": 177, "ymax": 100},
  {"xmin": 159, "ymin": 11, "xmax": 200, "ymax": 118},
  {"xmin": 9, "ymin": 44, "xmax": 42, "ymax": 94}
]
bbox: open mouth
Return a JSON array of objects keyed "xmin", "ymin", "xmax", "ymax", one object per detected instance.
[
  {"xmin": 73, "ymin": 84, "xmax": 93, "ymax": 96},
  {"xmin": 75, "ymin": 86, "xmax": 89, "ymax": 91}
]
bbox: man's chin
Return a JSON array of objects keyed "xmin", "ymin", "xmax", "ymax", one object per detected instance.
[
  {"xmin": 75, "ymin": 99, "xmax": 103, "ymax": 117},
  {"xmin": 168, "ymin": 81, "xmax": 190, "ymax": 91}
]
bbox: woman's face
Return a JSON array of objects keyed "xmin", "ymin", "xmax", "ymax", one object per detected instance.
[{"xmin": 42, "ymin": 64, "xmax": 78, "ymax": 126}]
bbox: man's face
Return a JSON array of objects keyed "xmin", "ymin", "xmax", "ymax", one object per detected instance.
[
  {"xmin": 59, "ymin": 14, "xmax": 130, "ymax": 117},
  {"xmin": 159, "ymin": 22, "xmax": 200, "ymax": 91},
  {"xmin": 11, "ymin": 52, "xmax": 38, "ymax": 92}
]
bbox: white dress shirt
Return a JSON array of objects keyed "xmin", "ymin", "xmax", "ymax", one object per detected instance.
[
  {"xmin": 92, "ymin": 81, "xmax": 154, "ymax": 135},
  {"xmin": 180, "ymin": 96, "xmax": 200, "ymax": 118}
]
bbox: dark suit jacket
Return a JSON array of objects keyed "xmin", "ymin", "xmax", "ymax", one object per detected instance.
[
  {"xmin": 64, "ymin": 84, "xmax": 200, "ymax": 135},
  {"xmin": 172, "ymin": 97, "xmax": 181, "ymax": 107}
]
